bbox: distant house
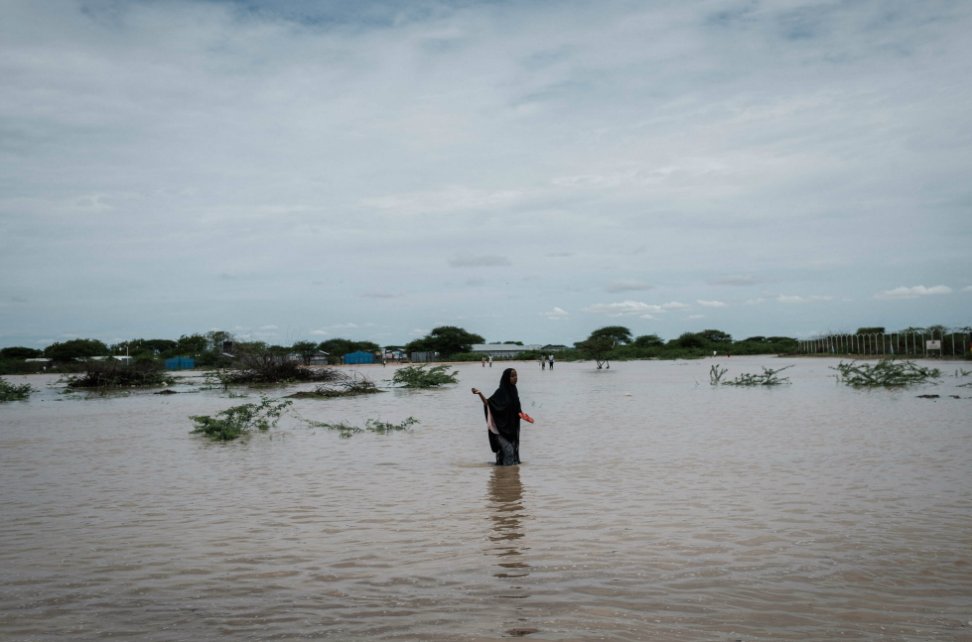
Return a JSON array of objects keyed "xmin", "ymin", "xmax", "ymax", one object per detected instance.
[
  {"xmin": 83, "ymin": 356, "xmax": 134, "ymax": 363},
  {"xmin": 343, "ymin": 350, "xmax": 375, "ymax": 365},
  {"xmin": 470, "ymin": 344, "xmax": 543, "ymax": 359}
]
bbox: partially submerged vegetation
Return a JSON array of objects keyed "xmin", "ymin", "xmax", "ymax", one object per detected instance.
[
  {"xmin": 833, "ymin": 360, "xmax": 942, "ymax": 388},
  {"xmin": 710, "ymin": 364, "xmax": 792, "ymax": 386},
  {"xmin": 190, "ymin": 397, "xmax": 293, "ymax": 441},
  {"xmin": 218, "ymin": 350, "xmax": 341, "ymax": 386},
  {"xmin": 0, "ymin": 378, "xmax": 32, "ymax": 401},
  {"xmin": 391, "ymin": 364, "xmax": 458, "ymax": 388},
  {"xmin": 306, "ymin": 416, "xmax": 419, "ymax": 438},
  {"xmin": 287, "ymin": 372, "xmax": 381, "ymax": 398},
  {"xmin": 68, "ymin": 360, "xmax": 173, "ymax": 389}
]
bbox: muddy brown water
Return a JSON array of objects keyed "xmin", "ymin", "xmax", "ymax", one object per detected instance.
[{"xmin": 1, "ymin": 358, "xmax": 970, "ymax": 641}]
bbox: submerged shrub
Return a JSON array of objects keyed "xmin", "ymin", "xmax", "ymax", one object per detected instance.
[
  {"xmin": 68, "ymin": 360, "xmax": 173, "ymax": 388},
  {"xmin": 286, "ymin": 372, "xmax": 381, "ymax": 398},
  {"xmin": 0, "ymin": 378, "xmax": 32, "ymax": 401},
  {"xmin": 710, "ymin": 364, "xmax": 792, "ymax": 386},
  {"xmin": 190, "ymin": 396, "xmax": 293, "ymax": 441},
  {"xmin": 307, "ymin": 416, "xmax": 419, "ymax": 438},
  {"xmin": 390, "ymin": 365, "xmax": 458, "ymax": 388},
  {"xmin": 219, "ymin": 350, "xmax": 342, "ymax": 385},
  {"xmin": 834, "ymin": 360, "xmax": 941, "ymax": 388}
]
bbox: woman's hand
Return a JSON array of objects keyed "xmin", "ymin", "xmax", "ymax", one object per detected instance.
[{"xmin": 471, "ymin": 388, "xmax": 480, "ymax": 395}]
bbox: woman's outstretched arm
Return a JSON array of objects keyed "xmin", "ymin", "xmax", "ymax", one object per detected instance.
[{"xmin": 471, "ymin": 388, "xmax": 488, "ymax": 405}]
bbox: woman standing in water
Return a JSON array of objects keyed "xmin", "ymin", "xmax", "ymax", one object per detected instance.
[{"xmin": 472, "ymin": 368, "xmax": 522, "ymax": 466}]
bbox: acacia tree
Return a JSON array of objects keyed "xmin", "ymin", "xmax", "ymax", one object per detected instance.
[
  {"xmin": 0, "ymin": 347, "xmax": 41, "ymax": 359},
  {"xmin": 43, "ymin": 339, "xmax": 109, "ymax": 362},
  {"xmin": 589, "ymin": 326, "xmax": 633, "ymax": 347},
  {"xmin": 175, "ymin": 334, "xmax": 209, "ymax": 356},
  {"xmin": 291, "ymin": 341, "xmax": 319, "ymax": 365},
  {"xmin": 633, "ymin": 334, "xmax": 663, "ymax": 348},
  {"xmin": 405, "ymin": 326, "xmax": 484, "ymax": 358},
  {"xmin": 318, "ymin": 339, "xmax": 381, "ymax": 364},
  {"xmin": 575, "ymin": 326, "xmax": 632, "ymax": 369}
]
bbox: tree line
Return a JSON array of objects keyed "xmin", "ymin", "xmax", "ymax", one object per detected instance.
[{"xmin": 2, "ymin": 323, "xmax": 966, "ymax": 374}]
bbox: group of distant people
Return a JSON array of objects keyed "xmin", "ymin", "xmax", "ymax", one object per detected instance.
[{"xmin": 539, "ymin": 354, "xmax": 554, "ymax": 370}]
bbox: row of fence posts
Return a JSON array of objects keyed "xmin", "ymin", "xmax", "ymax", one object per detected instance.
[{"xmin": 800, "ymin": 331, "xmax": 972, "ymax": 358}]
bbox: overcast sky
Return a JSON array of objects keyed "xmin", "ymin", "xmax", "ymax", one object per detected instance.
[{"xmin": 2, "ymin": 0, "xmax": 970, "ymax": 349}]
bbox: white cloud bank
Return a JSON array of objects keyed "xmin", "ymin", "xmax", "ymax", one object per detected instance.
[
  {"xmin": 1, "ymin": 0, "xmax": 970, "ymax": 347},
  {"xmin": 874, "ymin": 285, "xmax": 953, "ymax": 300}
]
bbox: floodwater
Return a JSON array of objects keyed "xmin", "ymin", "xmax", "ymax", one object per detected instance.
[{"xmin": 1, "ymin": 357, "xmax": 970, "ymax": 641}]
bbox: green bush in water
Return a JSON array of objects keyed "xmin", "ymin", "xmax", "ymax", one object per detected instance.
[
  {"xmin": 390, "ymin": 364, "xmax": 458, "ymax": 388},
  {"xmin": 68, "ymin": 359, "xmax": 173, "ymax": 388},
  {"xmin": 833, "ymin": 360, "xmax": 941, "ymax": 388},
  {"xmin": 710, "ymin": 364, "xmax": 792, "ymax": 386},
  {"xmin": 190, "ymin": 396, "xmax": 293, "ymax": 441},
  {"xmin": 308, "ymin": 417, "xmax": 419, "ymax": 438},
  {"xmin": 0, "ymin": 378, "xmax": 32, "ymax": 402}
]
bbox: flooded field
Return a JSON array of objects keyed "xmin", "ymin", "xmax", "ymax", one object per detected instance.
[{"xmin": 1, "ymin": 357, "xmax": 970, "ymax": 641}]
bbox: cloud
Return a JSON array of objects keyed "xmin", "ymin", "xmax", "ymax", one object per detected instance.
[
  {"xmin": 1, "ymin": 1, "xmax": 970, "ymax": 348},
  {"xmin": 361, "ymin": 187, "xmax": 523, "ymax": 215},
  {"xmin": 448, "ymin": 256, "xmax": 512, "ymax": 268},
  {"xmin": 696, "ymin": 299, "xmax": 728, "ymax": 308},
  {"xmin": 606, "ymin": 280, "xmax": 653, "ymax": 293},
  {"xmin": 776, "ymin": 295, "xmax": 833, "ymax": 304},
  {"xmin": 311, "ymin": 322, "xmax": 361, "ymax": 336},
  {"xmin": 709, "ymin": 275, "xmax": 758, "ymax": 286},
  {"xmin": 584, "ymin": 300, "xmax": 663, "ymax": 317},
  {"xmin": 874, "ymin": 285, "xmax": 953, "ymax": 300},
  {"xmin": 661, "ymin": 301, "xmax": 689, "ymax": 310},
  {"xmin": 544, "ymin": 306, "xmax": 568, "ymax": 319}
]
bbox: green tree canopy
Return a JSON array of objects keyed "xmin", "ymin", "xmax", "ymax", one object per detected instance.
[
  {"xmin": 318, "ymin": 338, "xmax": 381, "ymax": 362},
  {"xmin": 1, "ymin": 346, "xmax": 42, "ymax": 359},
  {"xmin": 589, "ymin": 326, "xmax": 633, "ymax": 347},
  {"xmin": 671, "ymin": 332, "xmax": 706, "ymax": 349},
  {"xmin": 291, "ymin": 341, "xmax": 320, "ymax": 365},
  {"xmin": 699, "ymin": 329, "xmax": 732, "ymax": 343},
  {"xmin": 43, "ymin": 338, "xmax": 109, "ymax": 362},
  {"xmin": 575, "ymin": 328, "xmax": 620, "ymax": 368},
  {"xmin": 856, "ymin": 327, "xmax": 886, "ymax": 335},
  {"xmin": 175, "ymin": 334, "xmax": 209, "ymax": 356},
  {"xmin": 111, "ymin": 338, "xmax": 177, "ymax": 357},
  {"xmin": 405, "ymin": 326, "xmax": 484, "ymax": 357},
  {"xmin": 633, "ymin": 334, "xmax": 664, "ymax": 348}
]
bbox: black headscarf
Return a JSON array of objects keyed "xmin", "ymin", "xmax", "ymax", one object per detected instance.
[{"xmin": 486, "ymin": 368, "xmax": 521, "ymax": 444}]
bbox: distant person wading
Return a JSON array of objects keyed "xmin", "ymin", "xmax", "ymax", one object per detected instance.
[{"xmin": 472, "ymin": 368, "xmax": 523, "ymax": 466}]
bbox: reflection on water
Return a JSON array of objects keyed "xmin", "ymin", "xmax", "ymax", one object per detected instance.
[
  {"xmin": 1, "ymin": 359, "xmax": 970, "ymax": 641},
  {"xmin": 488, "ymin": 465, "xmax": 529, "ymax": 582}
]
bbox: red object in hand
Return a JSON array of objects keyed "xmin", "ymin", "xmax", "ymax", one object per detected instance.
[{"xmin": 518, "ymin": 412, "xmax": 535, "ymax": 424}]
